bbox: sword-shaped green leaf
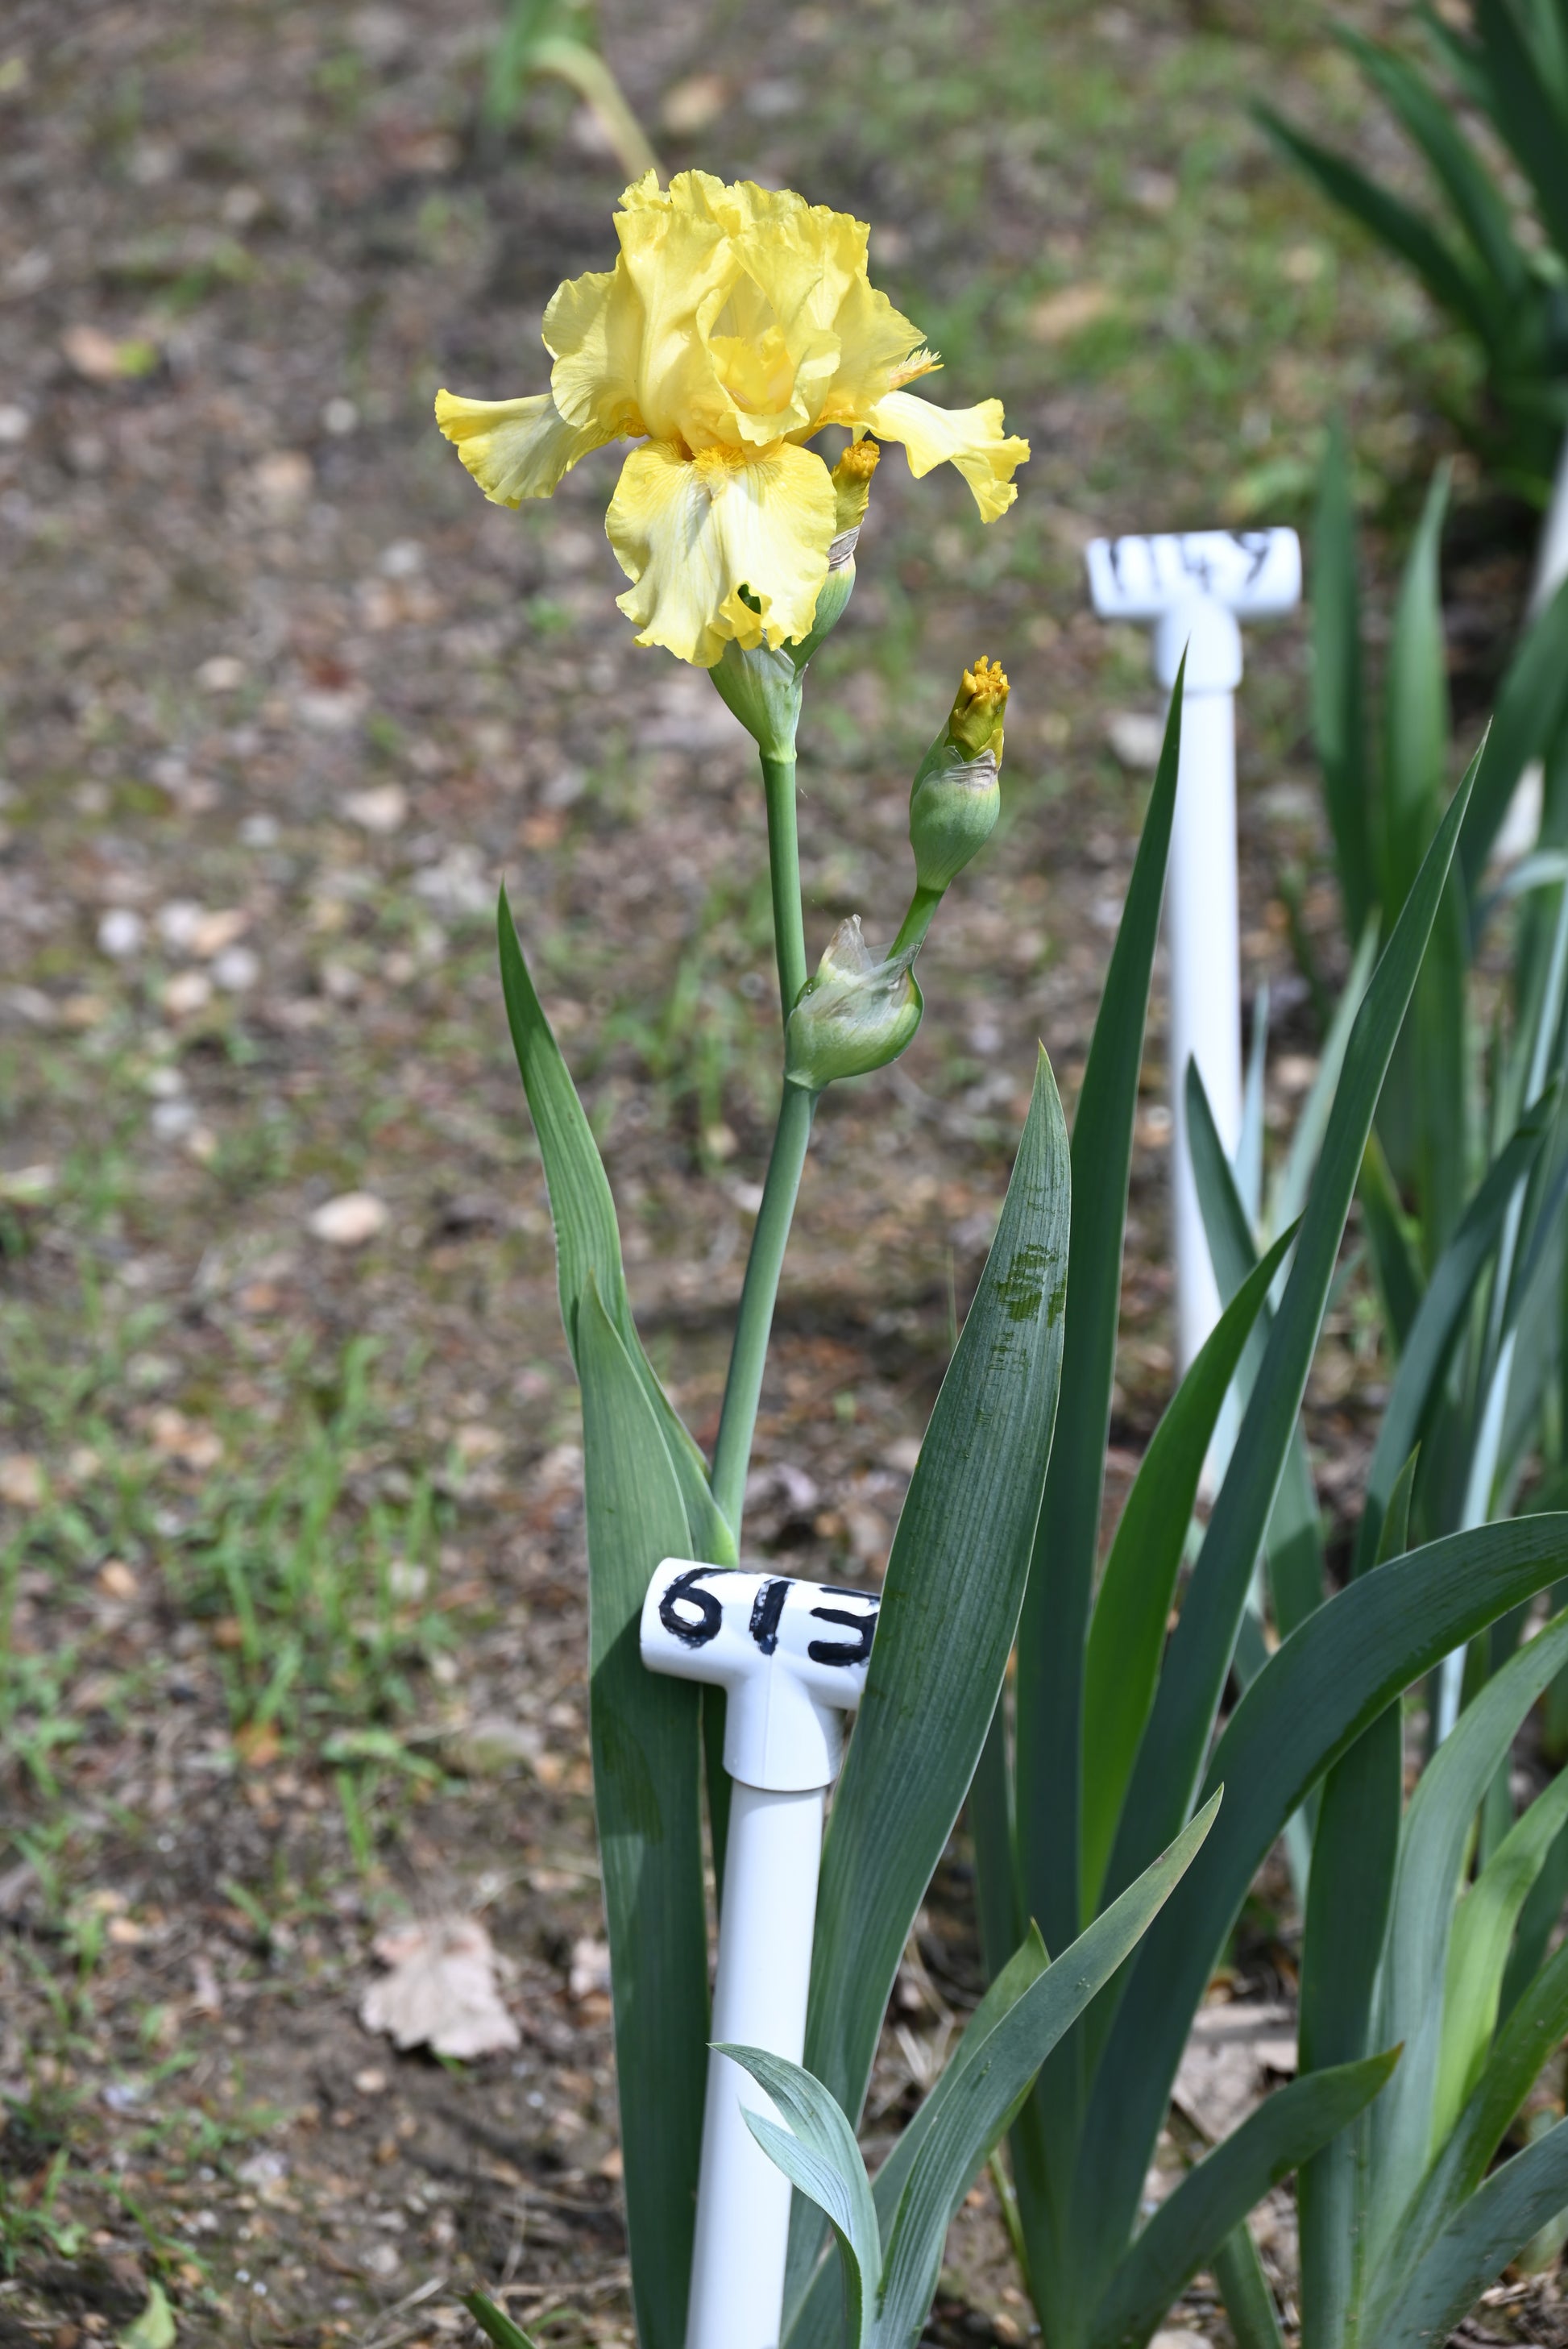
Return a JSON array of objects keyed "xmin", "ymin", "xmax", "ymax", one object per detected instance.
[
  {"xmin": 1274, "ymin": 918, "xmax": 1379, "ymax": 1234},
  {"xmin": 874, "ymin": 1800, "xmax": 1217, "ymax": 2349},
  {"xmin": 1088, "ymin": 2052, "xmax": 1399, "ymax": 2349},
  {"xmin": 1072, "ymin": 1514, "xmax": 1568, "ymax": 2321},
  {"xmin": 1295, "ymin": 1454, "xmax": 1416, "ymax": 2349},
  {"xmin": 1372, "ymin": 2117, "xmax": 1568, "ymax": 2349},
  {"xmin": 1255, "ymin": 110, "xmax": 1493, "ymax": 340},
  {"xmin": 728, "ymin": 2045, "xmax": 882, "ymax": 2348},
  {"xmin": 1081, "ymin": 1235, "xmax": 1292, "ymax": 1915},
  {"xmin": 1472, "ymin": 0, "xmax": 1568, "ymax": 254},
  {"xmin": 782, "ymin": 1805, "xmax": 1216, "ymax": 2349},
  {"xmin": 1344, "ymin": 31, "xmax": 1528, "ymax": 296},
  {"xmin": 1368, "ymin": 1608, "xmax": 1568, "ymax": 2261},
  {"xmin": 1185, "ymin": 1066, "xmax": 1324, "ymax": 1646},
  {"xmin": 1373, "ymin": 1931, "xmax": 1568, "ymax": 2310},
  {"xmin": 498, "ymin": 885, "xmax": 732, "ymax": 1567},
  {"xmin": 1359, "ymin": 1127, "xmax": 1425, "ymax": 1349},
  {"xmin": 790, "ymin": 1046, "xmax": 1070, "ymax": 2322},
  {"xmin": 784, "ymin": 1929, "xmax": 1052, "ymax": 2349},
  {"xmin": 1013, "ymin": 672, "xmax": 1183, "ymax": 1961},
  {"xmin": 579, "ymin": 1278, "xmax": 709, "ymax": 2349},
  {"xmin": 1354, "ymin": 1093, "xmax": 1555, "ymax": 1574},
  {"xmin": 1433, "ymin": 1765, "xmax": 1568, "ymax": 2144},
  {"xmin": 1102, "ymin": 759, "xmax": 1474, "ymax": 1915}
]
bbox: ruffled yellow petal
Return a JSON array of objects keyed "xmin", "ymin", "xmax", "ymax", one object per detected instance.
[
  {"xmin": 813, "ymin": 276, "xmax": 929, "ymax": 425},
  {"xmin": 616, "ymin": 167, "xmax": 665, "ymax": 213},
  {"xmin": 859, "ymin": 389, "xmax": 1030, "ymax": 521},
  {"xmin": 605, "ymin": 439, "xmax": 836, "ymax": 668},
  {"xmin": 657, "ymin": 172, "xmax": 817, "ymax": 239},
  {"xmin": 595, "ymin": 174, "xmax": 921, "ymax": 452},
  {"xmin": 433, "ymin": 389, "xmax": 612, "ymax": 506},
  {"xmin": 611, "ymin": 201, "xmax": 735, "ymax": 447},
  {"xmin": 543, "ymin": 268, "xmax": 645, "ymax": 438}
]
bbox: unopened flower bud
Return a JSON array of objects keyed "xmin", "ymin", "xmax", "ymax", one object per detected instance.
[
  {"xmin": 948, "ymin": 654, "xmax": 1009, "ymax": 762},
  {"xmin": 782, "ymin": 442, "xmax": 881, "ymax": 672},
  {"xmin": 832, "ymin": 438, "xmax": 881, "ymax": 540},
  {"xmin": 785, "ymin": 916, "xmax": 923, "ymax": 1092},
  {"xmin": 907, "ymin": 656, "xmax": 1009, "ymax": 895}
]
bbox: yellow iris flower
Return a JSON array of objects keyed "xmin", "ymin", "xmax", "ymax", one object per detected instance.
[{"xmin": 434, "ymin": 171, "xmax": 1030, "ymax": 668}]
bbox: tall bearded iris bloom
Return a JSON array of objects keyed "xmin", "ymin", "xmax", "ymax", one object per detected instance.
[{"xmin": 434, "ymin": 171, "xmax": 1030, "ymax": 667}]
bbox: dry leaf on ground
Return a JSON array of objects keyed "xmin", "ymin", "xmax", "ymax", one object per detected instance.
[
  {"xmin": 360, "ymin": 1915, "xmax": 521, "ymax": 2057},
  {"xmin": 1174, "ymin": 1999, "xmax": 1297, "ymax": 2144}
]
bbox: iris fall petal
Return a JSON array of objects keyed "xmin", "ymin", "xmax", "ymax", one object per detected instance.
[
  {"xmin": 607, "ymin": 438, "xmax": 836, "ymax": 669},
  {"xmin": 433, "ymin": 389, "xmax": 612, "ymax": 506},
  {"xmin": 860, "ymin": 390, "xmax": 1031, "ymax": 522}
]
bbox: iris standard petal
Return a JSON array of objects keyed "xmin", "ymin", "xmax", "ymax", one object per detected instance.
[
  {"xmin": 605, "ymin": 439, "xmax": 836, "ymax": 668},
  {"xmin": 543, "ymin": 268, "xmax": 645, "ymax": 438},
  {"xmin": 433, "ymin": 389, "xmax": 613, "ymax": 506},
  {"xmin": 813, "ymin": 272, "xmax": 931, "ymax": 428},
  {"xmin": 612, "ymin": 202, "xmax": 735, "ymax": 447},
  {"xmin": 859, "ymin": 389, "xmax": 1031, "ymax": 522}
]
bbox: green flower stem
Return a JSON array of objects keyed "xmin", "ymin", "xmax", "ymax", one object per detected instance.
[
  {"xmin": 711, "ymin": 1080, "xmax": 816, "ymax": 1539},
  {"xmin": 891, "ymin": 883, "xmax": 943, "ymax": 959},
  {"xmin": 761, "ymin": 751, "xmax": 809, "ymax": 1020},
  {"xmin": 709, "ymin": 741, "xmax": 814, "ymax": 1542}
]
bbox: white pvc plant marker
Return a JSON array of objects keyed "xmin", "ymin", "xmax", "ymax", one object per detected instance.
[
  {"xmin": 641, "ymin": 1560, "xmax": 881, "ymax": 2349},
  {"xmin": 1085, "ymin": 529, "xmax": 1302, "ymax": 1371}
]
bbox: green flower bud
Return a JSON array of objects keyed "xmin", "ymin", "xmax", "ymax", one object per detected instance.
[
  {"xmin": 785, "ymin": 916, "xmax": 923, "ymax": 1092},
  {"xmin": 908, "ymin": 655, "xmax": 1009, "ymax": 895}
]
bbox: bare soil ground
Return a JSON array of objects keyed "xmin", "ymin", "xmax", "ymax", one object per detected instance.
[{"xmin": 0, "ymin": 1, "xmax": 1551, "ymax": 2343}]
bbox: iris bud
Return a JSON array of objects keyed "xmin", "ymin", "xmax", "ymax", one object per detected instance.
[
  {"xmin": 907, "ymin": 655, "xmax": 1009, "ymax": 895},
  {"xmin": 784, "ymin": 916, "xmax": 923, "ymax": 1092},
  {"xmin": 784, "ymin": 442, "xmax": 881, "ymax": 669},
  {"xmin": 831, "ymin": 437, "xmax": 881, "ymax": 540}
]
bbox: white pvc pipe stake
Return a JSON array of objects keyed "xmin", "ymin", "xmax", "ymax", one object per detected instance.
[
  {"xmin": 1085, "ymin": 529, "xmax": 1302, "ymax": 1370},
  {"xmin": 641, "ymin": 1561, "xmax": 881, "ymax": 2349}
]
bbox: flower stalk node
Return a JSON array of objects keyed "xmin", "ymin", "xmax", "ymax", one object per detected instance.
[{"xmin": 784, "ymin": 916, "xmax": 923, "ymax": 1092}]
